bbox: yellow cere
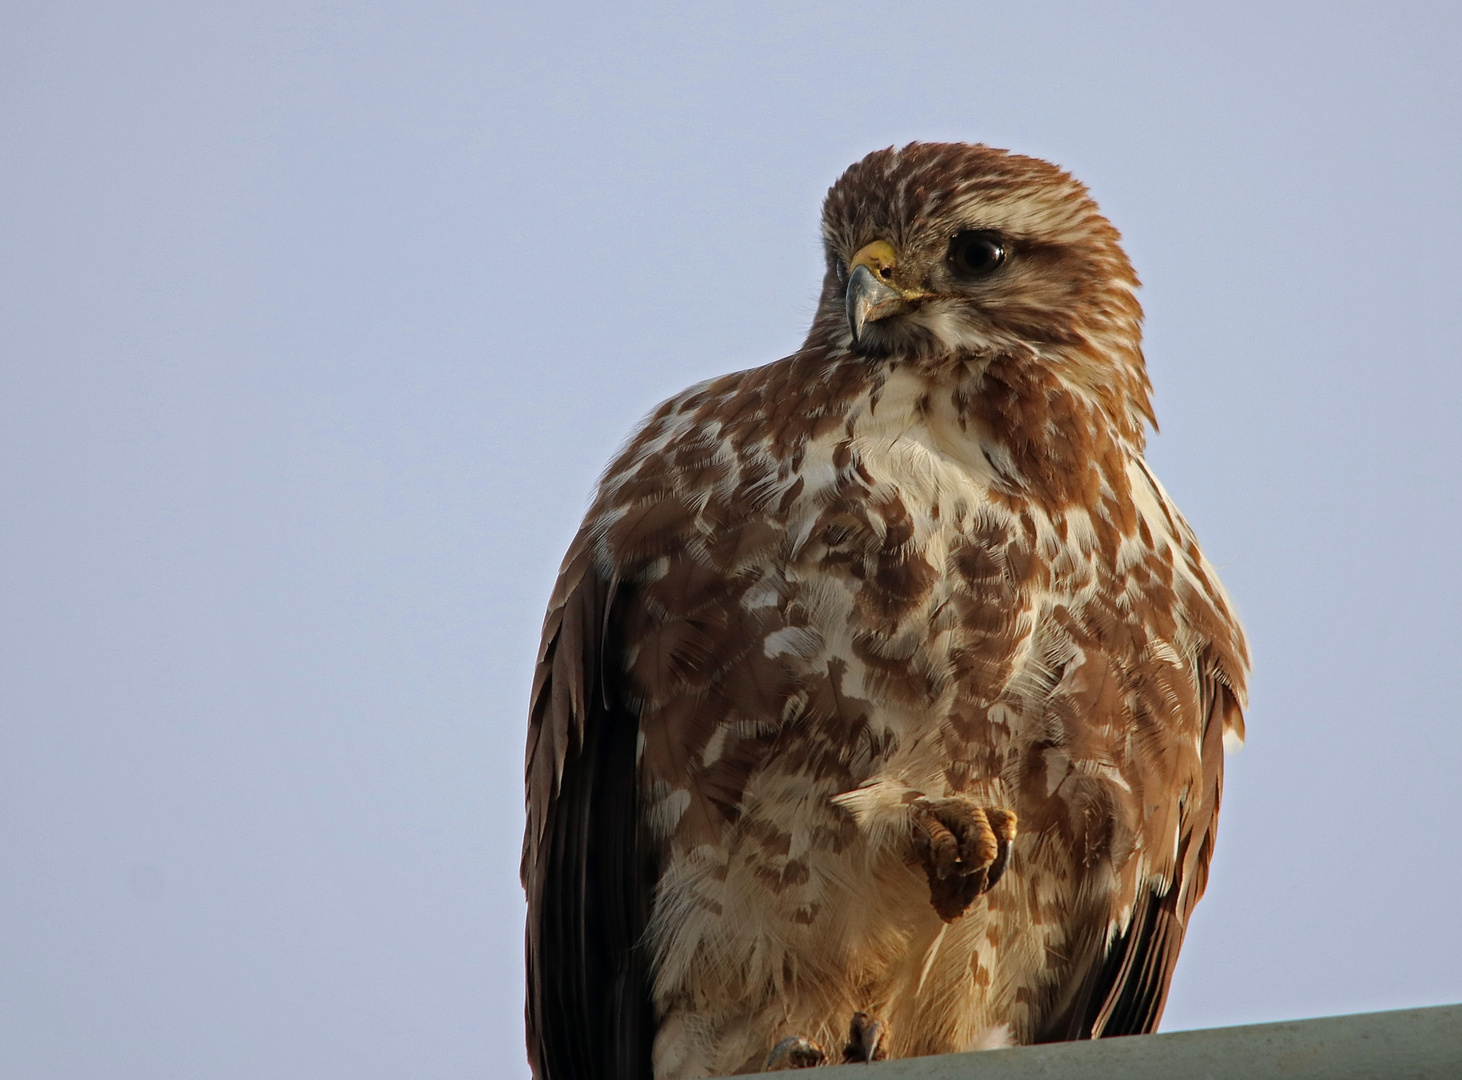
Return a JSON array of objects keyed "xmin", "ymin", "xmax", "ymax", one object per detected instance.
[{"xmin": 849, "ymin": 239, "xmax": 900, "ymax": 281}]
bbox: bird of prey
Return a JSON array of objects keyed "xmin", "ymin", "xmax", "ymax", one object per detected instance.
[{"xmin": 522, "ymin": 142, "xmax": 1249, "ymax": 1078}]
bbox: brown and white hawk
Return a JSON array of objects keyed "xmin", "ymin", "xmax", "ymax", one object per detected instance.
[{"xmin": 522, "ymin": 142, "xmax": 1249, "ymax": 1078}]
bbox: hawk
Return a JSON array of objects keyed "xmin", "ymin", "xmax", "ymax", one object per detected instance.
[{"xmin": 522, "ymin": 142, "xmax": 1249, "ymax": 1078}]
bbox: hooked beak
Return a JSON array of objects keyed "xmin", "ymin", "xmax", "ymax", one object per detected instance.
[
  {"xmin": 846, "ymin": 264, "xmax": 914, "ymax": 343},
  {"xmin": 844, "ymin": 239, "xmax": 921, "ymax": 343}
]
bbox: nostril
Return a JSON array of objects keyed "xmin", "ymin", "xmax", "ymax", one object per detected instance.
[{"xmin": 879, "ymin": 267, "xmax": 893, "ymax": 279}]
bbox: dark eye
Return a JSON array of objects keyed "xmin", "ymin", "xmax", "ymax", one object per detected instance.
[{"xmin": 948, "ymin": 230, "xmax": 1006, "ymax": 277}]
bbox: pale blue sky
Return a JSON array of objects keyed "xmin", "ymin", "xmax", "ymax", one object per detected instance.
[{"xmin": 2, "ymin": 3, "xmax": 1460, "ymax": 1077}]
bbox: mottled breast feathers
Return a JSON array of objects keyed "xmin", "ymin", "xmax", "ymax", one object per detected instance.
[{"xmin": 523, "ymin": 142, "xmax": 1249, "ymax": 1080}]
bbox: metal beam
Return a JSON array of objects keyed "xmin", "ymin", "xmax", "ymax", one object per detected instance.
[{"xmin": 749, "ymin": 1004, "xmax": 1462, "ymax": 1079}]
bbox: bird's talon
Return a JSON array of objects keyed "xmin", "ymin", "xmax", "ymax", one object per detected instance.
[
  {"xmin": 842, "ymin": 1011, "xmax": 888, "ymax": 1063},
  {"xmin": 911, "ymin": 797, "xmax": 1017, "ymax": 921},
  {"xmin": 765, "ymin": 1035, "xmax": 827, "ymax": 1070}
]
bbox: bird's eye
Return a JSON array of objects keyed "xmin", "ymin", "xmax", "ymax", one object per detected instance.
[
  {"xmin": 948, "ymin": 230, "xmax": 1006, "ymax": 277},
  {"xmin": 833, "ymin": 258, "xmax": 848, "ymax": 284}
]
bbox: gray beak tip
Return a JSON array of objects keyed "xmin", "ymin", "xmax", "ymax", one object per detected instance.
[{"xmin": 845, "ymin": 263, "xmax": 908, "ymax": 344}]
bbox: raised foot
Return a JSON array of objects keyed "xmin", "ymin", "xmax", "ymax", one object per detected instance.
[
  {"xmin": 911, "ymin": 797, "xmax": 1017, "ymax": 921},
  {"xmin": 842, "ymin": 1011, "xmax": 888, "ymax": 1064},
  {"xmin": 764, "ymin": 1035, "xmax": 826, "ymax": 1070}
]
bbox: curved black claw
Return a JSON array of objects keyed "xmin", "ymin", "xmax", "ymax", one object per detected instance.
[{"xmin": 842, "ymin": 1011, "xmax": 888, "ymax": 1063}]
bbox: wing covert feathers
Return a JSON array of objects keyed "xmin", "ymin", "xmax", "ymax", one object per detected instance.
[{"xmin": 1038, "ymin": 668, "xmax": 1240, "ymax": 1041}]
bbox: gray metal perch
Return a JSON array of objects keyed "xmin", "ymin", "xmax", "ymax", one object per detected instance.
[{"xmin": 744, "ymin": 1004, "xmax": 1462, "ymax": 1080}]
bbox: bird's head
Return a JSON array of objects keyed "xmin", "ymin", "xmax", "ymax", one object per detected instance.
[{"xmin": 808, "ymin": 143, "xmax": 1153, "ymax": 434}]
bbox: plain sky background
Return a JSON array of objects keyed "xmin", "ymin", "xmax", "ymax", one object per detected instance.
[{"xmin": 3, "ymin": 2, "xmax": 1460, "ymax": 1077}]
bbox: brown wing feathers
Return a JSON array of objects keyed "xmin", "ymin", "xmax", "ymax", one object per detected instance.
[
  {"xmin": 524, "ymin": 542, "xmax": 656, "ymax": 1080},
  {"xmin": 1037, "ymin": 668, "xmax": 1234, "ymax": 1042}
]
